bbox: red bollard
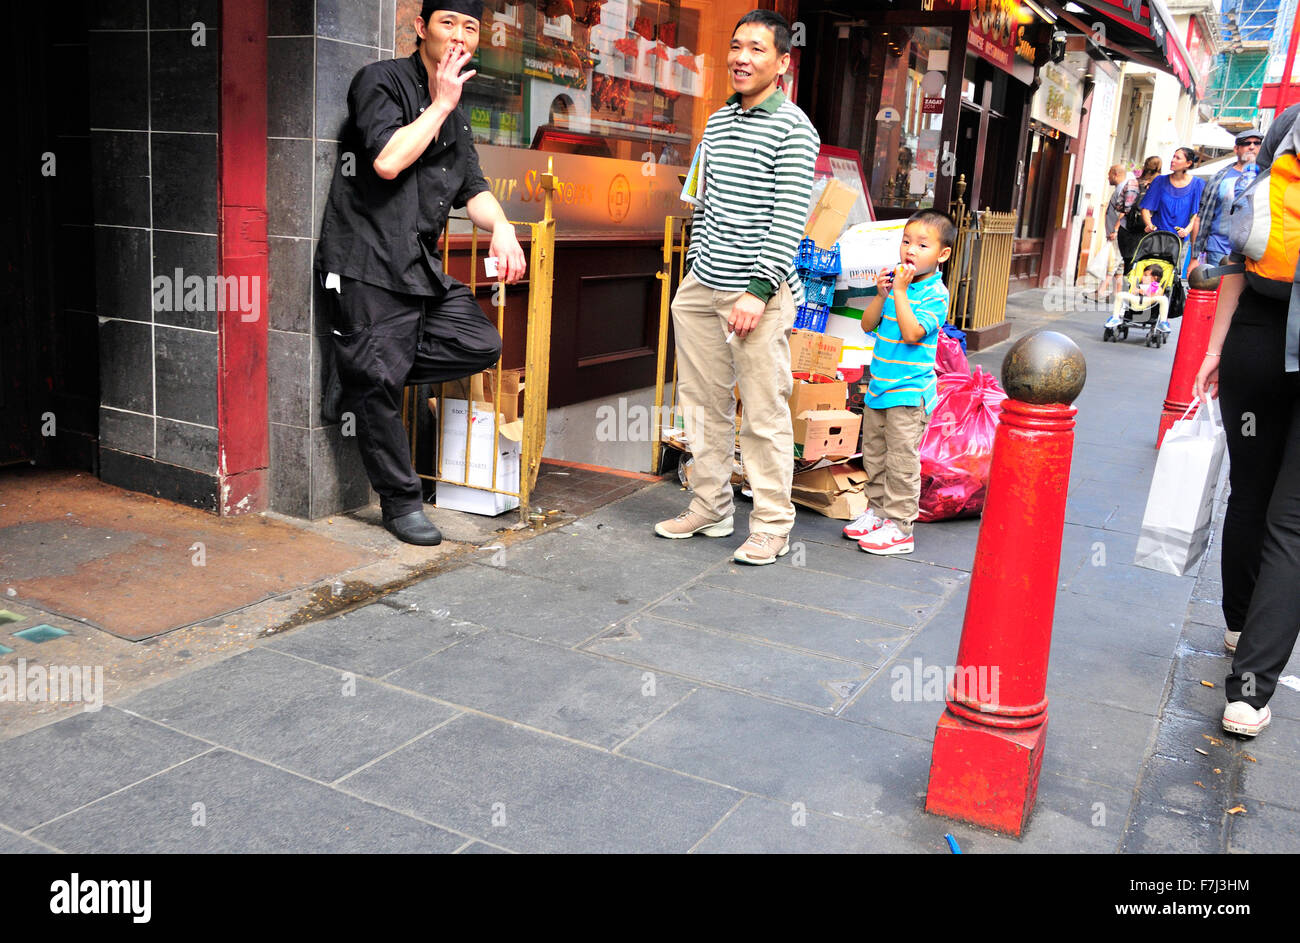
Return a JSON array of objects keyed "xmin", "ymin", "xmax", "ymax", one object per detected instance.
[
  {"xmin": 1156, "ymin": 287, "xmax": 1218, "ymax": 447},
  {"xmin": 925, "ymin": 330, "xmax": 1086, "ymax": 836}
]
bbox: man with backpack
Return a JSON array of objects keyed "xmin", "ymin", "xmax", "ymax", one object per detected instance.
[
  {"xmin": 1193, "ymin": 103, "xmax": 1300, "ymax": 738},
  {"xmin": 1190, "ymin": 128, "xmax": 1262, "ymax": 270}
]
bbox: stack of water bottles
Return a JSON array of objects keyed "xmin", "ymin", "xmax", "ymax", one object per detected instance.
[{"xmin": 793, "ymin": 238, "xmax": 840, "ymax": 332}]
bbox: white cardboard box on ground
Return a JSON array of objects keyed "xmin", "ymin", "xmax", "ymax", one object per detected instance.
[{"xmin": 434, "ymin": 397, "xmax": 522, "ymax": 516}]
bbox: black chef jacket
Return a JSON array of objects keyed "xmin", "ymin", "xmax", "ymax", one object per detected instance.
[{"xmin": 316, "ymin": 52, "xmax": 490, "ymax": 295}]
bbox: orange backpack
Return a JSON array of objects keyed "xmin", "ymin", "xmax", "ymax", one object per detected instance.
[{"xmin": 1231, "ymin": 104, "xmax": 1300, "ymax": 369}]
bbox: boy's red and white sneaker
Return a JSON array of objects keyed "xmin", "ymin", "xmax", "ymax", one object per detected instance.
[
  {"xmin": 843, "ymin": 509, "xmax": 884, "ymax": 540},
  {"xmin": 858, "ymin": 520, "xmax": 914, "ymax": 555}
]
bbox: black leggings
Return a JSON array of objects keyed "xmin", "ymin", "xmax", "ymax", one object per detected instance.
[{"xmin": 1219, "ymin": 286, "xmax": 1300, "ymax": 708}]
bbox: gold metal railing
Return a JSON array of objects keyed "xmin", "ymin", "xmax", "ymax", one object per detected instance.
[
  {"xmin": 946, "ymin": 175, "xmax": 1017, "ymax": 332},
  {"xmin": 401, "ymin": 156, "xmax": 558, "ymax": 522},
  {"xmin": 651, "ymin": 214, "xmax": 691, "ymax": 475},
  {"xmin": 967, "ymin": 210, "xmax": 1017, "ymax": 330}
]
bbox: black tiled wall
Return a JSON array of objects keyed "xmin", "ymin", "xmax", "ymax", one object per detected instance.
[
  {"xmin": 267, "ymin": 0, "xmax": 393, "ymax": 518},
  {"xmin": 90, "ymin": 6, "xmax": 221, "ymax": 509}
]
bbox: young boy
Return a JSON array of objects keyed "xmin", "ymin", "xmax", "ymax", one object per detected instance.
[
  {"xmin": 843, "ymin": 210, "xmax": 954, "ymax": 555},
  {"xmin": 1104, "ymin": 264, "xmax": 1170, "ymax": 333}
]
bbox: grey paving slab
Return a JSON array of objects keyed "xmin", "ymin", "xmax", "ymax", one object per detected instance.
[
  {"xmin": 647, "ymin": 583, "xmax": 910, "ymax": 666},
  {"xmin": 702, "ymin": 563, "xmax": 940, "ymax": 628},
  {"xmin": 344, "ymin": 712, "xmax": 740, "ymax": 853},
  {"xmin": 1045, "ymin": 638, "xmax": 1174, "ymax": 717},
  {"xmin": 1228, "ymin": 799, "xmax": 1300, "ymax": 853},
  {"xmin": 382, "ymin": 564, "xmax": 641, "ymax": 646},
  {"xmin": 457, "ymin": 840, "xmax": 513, "ymax": 853},
  {"xmin": 0, "ymin": 707, "xmax": 207, "ymax": 831},
  {"xmin": 1235, "ymin": 750, "xmax": 1300, "ymax": 811},
  {"xmin": 385, "ymin": 630, "xmax": 693, "ymax": 749},
  {"xmin": 1051, "ymin": 588, "xmax": 1183, "ymax": 659},
  {"xmin": 839, "ymin": 654, "xmax": 957, "ymax": 741},
  {"xmin": 1121, "ymin": 755, "xmax": 1226, "ymax": 854},
  {"xmin": 265, "ymin": 602, "xmax": 483, "ymax": 678},
  {"xmin": 1008, "ymin": 771, "xmax": 1130, "ymax": 853},
  {"xmin": 30, "ymin": 749, "xmax": 463, "ymax": 853},
  {"xmin": 693, "ymin": 795, "xmax": 924, "ymax": 854},
  {"xmin": 0, "ymin": 826, "xmax": 53, "ymax": 853},
  {"xmin": 486, "ymin": 530, "xmax": 709, "ymax": 603},
  {"xmin": 619, "ymin": 685, "xmax": 926, "ymax": 822},
  {"xmin": 583, "ymin": 615, "xmax": 872, "ymax": 711},
  {"xmin": 120, "ymin": 648, "xmax": 457, "ymax": 782},
  {"xmin": 1038, "ymin": 695, "xmax": 1158, "ymax": 790},
  {"xmin": 1063, "ymin": 556, "xmax": 1194, "ymax": 617},
  {"xmin": 786, "ymin": 544, "xmax": 966, "ymax": 598},
  {"xmin": 1164, "ymin": 666, "xmax": 1228, "ymax": 725},
  {"xmin": 562, "ymin": 514, "xmax": 744, "ymax": 566}
]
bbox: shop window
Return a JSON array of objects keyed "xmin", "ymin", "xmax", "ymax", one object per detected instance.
[
  {"xmin": 465, "ymin": 0, "xmax": 754, "ymax": 165},
  {"xmin": 864, "ymin": 26, "xmax": 951, "ymax": 213}
]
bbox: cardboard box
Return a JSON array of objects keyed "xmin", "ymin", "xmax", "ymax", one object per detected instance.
[
  {"xmin": 483, "ymin": 368, "xmax": 525, "ymax": 424},
  {"xmin": 790, "ymin": 330, "xmax": 843, "ymax": 379},
  {"xmin": 788, "ymin": 379, "xmax": 847, "ymax": 419},
  {"xmin": 792, "ymin": 461, "xmax": 869, "ymax": 519},
  {"xmin": 804, "ymin": 178, "xmax": 857, "ymax": 250},
  {"xmin": 442, "ymin": 369, "xmax": 524, "ymax": 424},
  {"xmin": 430, "ymin": 397, "xmax": 523, "ymax": 516},
  {"xmin": 793, "ymin": 408, "xmax": 861, "ymax": 462}
]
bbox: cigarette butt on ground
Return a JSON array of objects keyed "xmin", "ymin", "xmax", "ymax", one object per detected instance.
[
  {"xmin": 1195, "ymin": 748, "xmax": 1210, "ymax": 756},
  {"xmin": 1200, "ymin": 680, "xmax": 1216, "ymax": 688},
  {"xmin": 1227, "ymin": 805, "xmax": 1246, "ymax": 815}
]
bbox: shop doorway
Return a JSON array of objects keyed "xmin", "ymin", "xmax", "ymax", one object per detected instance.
[{"xmin": 4, "ymin": 10, "xmax": 98, "ymax": 471}]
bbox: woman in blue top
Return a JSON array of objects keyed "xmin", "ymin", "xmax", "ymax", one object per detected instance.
[{"xmin": 1140, "ymin": 146, "xmax": 1205, "ymax": 283}]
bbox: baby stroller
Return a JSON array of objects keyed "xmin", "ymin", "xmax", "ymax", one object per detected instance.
[{"xmin": 1102, "ymin": 230, "xmax": 1186, "ymax": 348}]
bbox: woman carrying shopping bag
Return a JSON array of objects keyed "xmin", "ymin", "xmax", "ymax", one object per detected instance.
[{"xmin": 1193, "ymin": 103, "xmax": 1300, "ymax": 738}]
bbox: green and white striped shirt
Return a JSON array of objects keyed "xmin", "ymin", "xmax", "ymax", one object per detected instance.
[{"xmin": 687, "ymin": 89, "xmax": 820, "ymax": 304}]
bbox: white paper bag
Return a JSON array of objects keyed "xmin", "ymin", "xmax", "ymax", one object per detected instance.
[{"xmin": 1134, "ymin": 399, "xmax": 1227, "ymax": 576}]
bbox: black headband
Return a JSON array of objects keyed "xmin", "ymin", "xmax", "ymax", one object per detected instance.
[{"xmin": 422, "ymin": 0, "xmax": 483, "ymax": 21}]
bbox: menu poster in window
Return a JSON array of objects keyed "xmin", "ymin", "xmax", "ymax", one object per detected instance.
[{"xmin": 815, "ymin": 145, "xmax": 874, "ymax": 225}]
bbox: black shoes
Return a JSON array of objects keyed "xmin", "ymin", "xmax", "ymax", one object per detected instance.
[{"xmin": 383, "ymin": 510, "xmax": 442, "ymax": 546}]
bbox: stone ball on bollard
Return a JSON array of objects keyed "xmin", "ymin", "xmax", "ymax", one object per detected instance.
[
  {"xmin": 1001, "ymin": 330, "xmax": 1087, "ymax": 405},
  {"xmin": 1187, "ymin": 263, "xmax": 1221, "ymax": 291}
]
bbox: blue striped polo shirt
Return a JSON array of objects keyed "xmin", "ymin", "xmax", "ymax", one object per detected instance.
[{"xmin": 866, "ymin": 272, "xmax": 950, "ymax": 413}]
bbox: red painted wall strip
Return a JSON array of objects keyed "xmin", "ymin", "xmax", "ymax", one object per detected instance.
[{"xmin": 217, "ymin": 0, "xmax": 269, "ymax": 514}]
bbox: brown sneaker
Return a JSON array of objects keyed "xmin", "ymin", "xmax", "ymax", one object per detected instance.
[
  {"xmin": 732, "ymin": 531, "xmax": 789, "ymax": 565},
  {"xmin": 654, "ymin": 510, "xmax": 734, "ymax": 539}
]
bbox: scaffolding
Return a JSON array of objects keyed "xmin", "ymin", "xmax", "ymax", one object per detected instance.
[{"xmin": 1205, "ymin": 0, "xmax": 1285, "ymax": 126}]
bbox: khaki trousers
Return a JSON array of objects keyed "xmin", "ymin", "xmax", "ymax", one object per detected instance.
[
  {"xmin": 671, "ymin": 271, "xmax": 796, "ymax": 535},
  {"xmin": 861, "ymin": 404, "xmax": 929, "ymax": 534}
]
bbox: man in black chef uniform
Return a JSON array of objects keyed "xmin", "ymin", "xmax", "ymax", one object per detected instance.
[{"xmin": 317, "ymin": 0, "xmax": 526, "ymax": 545}]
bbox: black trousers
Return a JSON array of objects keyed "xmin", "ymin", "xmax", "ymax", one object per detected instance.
[
  {"xmin": 1220, "ymin": 285, "xmax": 1300, "ymax": 708},
  {"xmin": 330, "ymin": 276, "xmax": 502, "ymax": 518}
]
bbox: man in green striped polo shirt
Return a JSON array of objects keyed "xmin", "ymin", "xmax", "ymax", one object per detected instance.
[{"xmin": 653, "ymin": 9, "xmax": 819, "ymax": 565}]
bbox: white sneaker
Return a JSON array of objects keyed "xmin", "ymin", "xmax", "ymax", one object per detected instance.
[
  {"xmin": 843, "ymin": 508, "xmax": 884, "ymax": 540},
  {"xmin": 1225, "ymin": 630, "xmax": 1240, "ymax": 655},
  {"xmin": 1223, "ymin": 701, "xmax": 1271, "ymax": 737},
  {"xmin": 858, "ymin": 519, "xmax": 915, "ymax": 555},
  {"xmin": 1104, "ymin": 314, "xmax": 1122, "ymax": 328},
  {"xmin": 1157, "ymin": 320, "xmax": 1172, "ymax": 334}
]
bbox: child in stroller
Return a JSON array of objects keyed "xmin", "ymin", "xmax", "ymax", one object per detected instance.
[{"xmin": 1102, "ymin": 231, "xmax": 1185, "ymax": 348}]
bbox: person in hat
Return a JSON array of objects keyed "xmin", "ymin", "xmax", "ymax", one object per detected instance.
[
  {"xmin": 1190, "ymin": 128, "xmax": 1262, "ymax": 270},
  {"xmin": 316, "ymin": 2, "xmax": 527, "ymax": 546}
]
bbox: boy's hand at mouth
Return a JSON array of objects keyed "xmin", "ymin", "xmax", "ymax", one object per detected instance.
[{"xmin": 893, "ymin": 262, "xmax": 916, "ymax": 292}]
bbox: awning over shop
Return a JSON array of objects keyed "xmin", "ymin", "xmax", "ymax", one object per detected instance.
[{"xmin": 1043, "ymin": 0, "xmax": 1198, "ymax": 95}]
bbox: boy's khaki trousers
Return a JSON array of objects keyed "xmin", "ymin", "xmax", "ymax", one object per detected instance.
[
  {"xmin": 671, "ymin": 272, "xmax": 796, "ymax": 536},
  {"xmin": 861, "ymin": 404, "xmax": 929, "ymax": 534}
]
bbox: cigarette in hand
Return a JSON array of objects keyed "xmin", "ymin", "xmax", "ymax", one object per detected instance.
[{"xmin": 725, "ymin": 330, "xmax": 736, "ymax": 344}]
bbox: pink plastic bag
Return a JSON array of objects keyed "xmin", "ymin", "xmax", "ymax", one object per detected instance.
[
  {"xmin": 935, "ymin": 332, "xmax": 970, "ymax": 377},
  {"xmin": 917, "ymin": 366, "xmax": 1007, "ymax": 522}
]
